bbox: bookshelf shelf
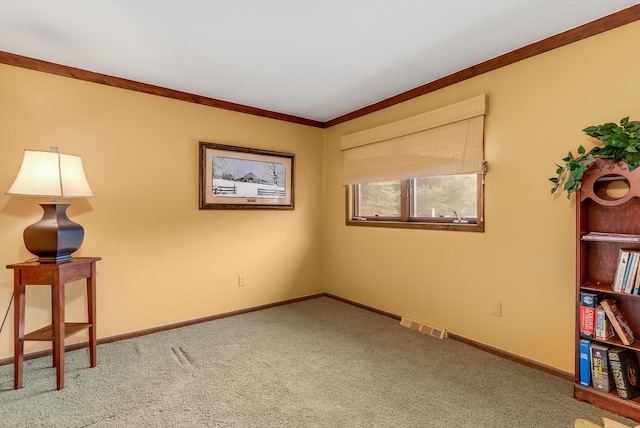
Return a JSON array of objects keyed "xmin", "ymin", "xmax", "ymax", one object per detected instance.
[
  {"xmin": 581, "ymin": 283, "xmax": 640, "ymax": 299},
  {"xmin": 575, "ymin": 384, "xmax": 640, "ymax": 418},
  {"xmin": 581, "ymin": 232, "xmax": 640, "ymax": 243},
  {"xmin": 575, "ymin": 159, "xmax": 640, "ymax": 422},
  {"xmin": 579, "ymin": 333, "xmax": 640, "ymax": 353}
]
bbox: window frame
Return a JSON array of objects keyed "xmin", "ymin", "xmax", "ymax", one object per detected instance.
[{"xmin": 346, "ymin": 174, "xmax": 485, "ymax": 232}]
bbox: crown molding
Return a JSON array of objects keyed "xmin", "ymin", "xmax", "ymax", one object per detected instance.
[
  {"xmin": 1, "ymin": 5, "xmax": 637, "ymax": 129},
  {"xmin": 0, "ymin": 51, "xmax": 325, "ymax": 129},
  {"xmin": 324, "ymin": 5, "xmax": 640, "ymax": 127}
]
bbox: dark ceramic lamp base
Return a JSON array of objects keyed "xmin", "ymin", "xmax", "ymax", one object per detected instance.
[{"xmin": 23, "ymin": 203, "xmax": 84, "ymax": 263}]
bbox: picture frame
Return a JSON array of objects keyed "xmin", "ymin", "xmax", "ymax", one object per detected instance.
[{"xmin": 199, "ymin": 142, "xmax": 295, "ymax": 210}]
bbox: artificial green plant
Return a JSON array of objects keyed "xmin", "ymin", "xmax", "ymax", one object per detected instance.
[{"xmin": 550, "ymin": 117, "xmax": 640, "ymax": 198}]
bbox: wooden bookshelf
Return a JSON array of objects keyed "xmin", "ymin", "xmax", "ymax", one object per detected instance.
[{"xmin": 575, "ymin": 159, "xmax": 640, "ymax": 422}]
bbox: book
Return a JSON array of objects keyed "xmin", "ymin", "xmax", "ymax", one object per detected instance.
[
  {"xmin": 600, "ymin": 299, "xmax": 635, "ymax": 346},
  {"xmin": 623, "ymin": 251, "xmax": 639, "ymax": 294},
  {"xmin": 607, "ymin": 347, "xmax": 640, "ymax": 400},
  {"xmin": 591, "ymin": 343, "xmax": 613, "ymax": 392},
  {"xmin": 632, "ymin": 255, "xmax": 640, "ymax": 295},
  {"xmin": 595, "ymin": 305, "xmax": 614, "ymax": 340},
  {"xmin": 613, "ymin": 250, "xmax": 631, "ymax": 292},
  {"xmin": 579, "ymin": 291, "xmax": 598, "ymax": 338},
  {"xmin": 579, "ymin": 339, "xmax": 592, "ymax": 387}
]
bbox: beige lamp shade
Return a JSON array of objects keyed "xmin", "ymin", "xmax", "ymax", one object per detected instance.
[{"xmin": 6, "ymin": 149, "xmax": 94, "ymax": 198}]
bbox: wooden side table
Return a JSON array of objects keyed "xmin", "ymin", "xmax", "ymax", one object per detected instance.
[{"xmin": 6, "ymin": 257, "xmax": 101, "ymax": 390}]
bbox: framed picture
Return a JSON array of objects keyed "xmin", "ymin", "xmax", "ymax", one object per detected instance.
[{"xmin": 199, "ymin": 142, "xmax": 295, "ymax": 210}]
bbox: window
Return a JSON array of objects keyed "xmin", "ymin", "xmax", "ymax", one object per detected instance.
[
  {"xmin": 342, "ymin": 95, "xmax": 487, "ymax": 232},
  {"xmin": 348, "ymin": 173, "xmax": 484, "ymax": 231}
]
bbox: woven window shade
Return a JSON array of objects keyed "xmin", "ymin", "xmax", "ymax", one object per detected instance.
[{"xmin": 341, "ymin": 94, "xmax": 487, "ymax": 185}]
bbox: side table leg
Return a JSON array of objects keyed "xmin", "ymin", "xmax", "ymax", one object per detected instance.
[
  {"xmin": 52, "ymin": 277, "xmax": 65, "ymax": 390},
  {"xmin": 51, "ymin": 295, "xmax": 58, "ymax": 369},
  {"xmin": 87, "ymin": 265, "xmax": 97, "ymax": 368},
  {"xmin": 14, "ymin": 279, "xmax": 25, "ymax": 389}
]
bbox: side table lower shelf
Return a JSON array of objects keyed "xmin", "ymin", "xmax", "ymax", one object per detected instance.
[
  {"xmin": 575, "ymin": 384, "xmax": 640, "ymax": 421},
  {"xmin": 25, "ymin": 323, "xmax": 92, "ymax": 341}
]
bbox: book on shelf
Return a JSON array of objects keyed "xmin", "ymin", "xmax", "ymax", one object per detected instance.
[
  {"xmin": 591, "ymin": 343, "xmax": 614, "ymax": 392},
  {"xmin": 579, "ymin": 339, "xmax": 592, "ymax": 387},
  {"xmin": 600, "ymin": 299, "xmax": 636, "ymax": 346},
  {"xmin": 631, "ymin": 260, "xmax": 639, "ymax": 295},
  {"xmin": 582, "ymin": 232, "xmax": 640, "ymax": 242},
  {"xmin": 613, "ymin": 250, "xmax": 631, "ymax": 292},
  {"xmin": 612, "ymin": 249, "xmax": 640, "ymax": 294},
  {"xmin": 595, "ymin": 305, "xmax": 615, "ymax": 340},
  {"xmin": 607, "ymin": 347, "xmax": 640, "ymax": 400},
  {"xmin": 623, "ymin": 252, "xmax": 640, "ymax": 294},
  {"xmin": 580, "ymin": 291, "xmax": 598, "ymax": 338}
]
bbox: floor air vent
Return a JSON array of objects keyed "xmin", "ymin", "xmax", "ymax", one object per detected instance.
[{"xmin": 400, "ymin": 317, "xmax": 446, "ymax": 339}]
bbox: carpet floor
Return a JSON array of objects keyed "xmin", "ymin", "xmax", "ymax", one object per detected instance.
[{"xmin": 0, "ymin": 296, "xmax": 636, "ymax": 427}]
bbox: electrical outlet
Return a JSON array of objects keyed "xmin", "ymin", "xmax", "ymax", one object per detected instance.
[
  {"xmin": 490, "ymin": 300, "xmax": 502, "ymax": 317},
  {"xmin": 238, "ymin": 275, "xmax": 246, "ymax": 287}
]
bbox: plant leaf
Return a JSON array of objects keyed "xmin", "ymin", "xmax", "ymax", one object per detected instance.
[{"xmin": 553, "ymin": 116, "xmax": 636, "ymax": 198}]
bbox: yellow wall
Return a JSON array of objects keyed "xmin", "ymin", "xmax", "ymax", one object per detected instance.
[
  {"xmin": 1, "ymin": 21, "xmax": 639, "ymax": 373},
  {"xmin": 324, "ymin": 21, "xmax": 640, "ymax": 373},
  {"xmin": 0, "ymin": 65, "xmax": 325, "ymax": 360}
]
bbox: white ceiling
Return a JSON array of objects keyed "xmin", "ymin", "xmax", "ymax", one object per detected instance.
[{"xmin": 0, "ymin": 1, "xmax": 637, "ymax": 123}]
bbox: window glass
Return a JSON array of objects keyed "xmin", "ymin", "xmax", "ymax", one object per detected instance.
[
  {"xmin": 412, "ymin": 174, "xmax": 477, "ymax": 219},
  {"xmin": 356, "ymin": 180, "xmax": 402, "ymax": 217}
]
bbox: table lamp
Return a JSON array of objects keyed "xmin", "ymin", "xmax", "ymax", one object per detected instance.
[{"xmin": 6, "ymin": 147, "xmax": 94, "ymax": 263}]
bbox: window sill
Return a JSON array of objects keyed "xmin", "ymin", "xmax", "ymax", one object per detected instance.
[{"xmin": 346, "ymin": 218, "xmax": 484, "ymax": 232}]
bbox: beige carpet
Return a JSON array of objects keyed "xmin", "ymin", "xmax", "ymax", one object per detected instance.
[{"xmin": 0, "ymin": 297, "xmax": 636, "ymax": 427}]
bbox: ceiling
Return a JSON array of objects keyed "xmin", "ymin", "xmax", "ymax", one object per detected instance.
[{"xmin": 0, "ymin": 1, "xmax": 638, "ymax": 123}]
